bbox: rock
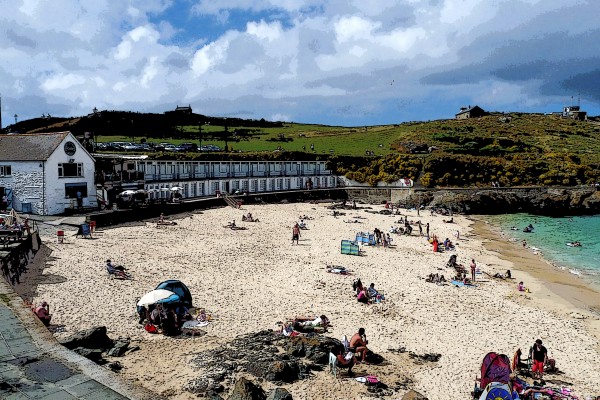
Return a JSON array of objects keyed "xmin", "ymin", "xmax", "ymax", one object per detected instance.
[
  {"xmin": 107, "ymin": 340, "xmax": 129, "ymax": 357},
  {"xmin": 206, "ymin": 391, "xmax": 225, "ymax": 400},
  {"xmin": 73, "ymin": 347, "xmax": 103, "ymax": 362},
  {"xmin": 266, "ymin": 361, "xmax": 299, "ymax": 383},
  {"xmin": 208, "ymin": 383, "xmax": 225, "ymax": 393},
  {"xmin": 402, "ymin": 389, "xmax": 428, "ymax": 400},
  {"xmin": 266, "ymin": 388, "xmax": 293, "ymax": 400},
  {"xmin": 59, "ymin": 326, "xmax": 113, "ymax": 350},
  {"xmin": 228, "ymin": 377, "xmax": 266, "ymax": 400},
  {"xmin": 107, "ymin": 361, "xmax": 122, "ymax": 372}
]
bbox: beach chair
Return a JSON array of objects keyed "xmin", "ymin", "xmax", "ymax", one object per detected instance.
[
  {"xmin": 75, "ymin": 224, "xmax": 92, "ymax": 239},
  {"xmin": 328, "ymin": 352, "xmax": 339, "ymax": 377}
]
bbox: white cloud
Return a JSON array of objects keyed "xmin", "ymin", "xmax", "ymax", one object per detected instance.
[
  {"xmin": 0, "ymin": 0, "xmax": 599, "ymax": 124},
  {"xmin": 40, "ymin": 73, "xmax": 86, "ymax": 91}
]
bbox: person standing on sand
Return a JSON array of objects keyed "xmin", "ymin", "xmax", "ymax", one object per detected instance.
[
  {"xmin": 292, "ymin": 223, "xmax": 301, "ymax": 245},
  {"xmin": 530, "ymin": 339, "xmax": 548, "ymax": 380},
  {"xmin": 426, "ymin": 223, "xmax": 430, "ymax": 239},
  {"xmin": 470, "ymin": 259, "xmax": 477, "ymax": 282}
]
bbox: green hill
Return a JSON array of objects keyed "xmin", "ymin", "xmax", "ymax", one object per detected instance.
[{"xmin": 5, "ymin": 111, "xmax": 600, "ymax": 187}]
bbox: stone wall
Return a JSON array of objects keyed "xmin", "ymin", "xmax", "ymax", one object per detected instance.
[{"xmin": 0, "ymin": 161, "xmax": 44, "ymax": 214}]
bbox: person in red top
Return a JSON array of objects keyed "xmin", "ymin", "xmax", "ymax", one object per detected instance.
[{"xmin": 34, "ymin": 301, "xmax": 52, "ymax": 326}]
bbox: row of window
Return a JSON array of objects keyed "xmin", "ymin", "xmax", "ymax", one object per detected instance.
[{"xmin": 0, "ymin": 164, "xmax": 83, "ymax": 178}]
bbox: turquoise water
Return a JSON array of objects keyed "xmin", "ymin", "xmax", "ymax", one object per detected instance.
[{"xmin": 485, "ymin": 214, "xmax": 600, "ymax": 286}]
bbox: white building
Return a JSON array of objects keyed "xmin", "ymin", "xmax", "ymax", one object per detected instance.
[
  {"xmin": 97, "ymin": 158, "xmax": 336, "ymax": 199},
  {"xmin": 0, "ymin": 132, "xmax": 97, "ymax": 215}
]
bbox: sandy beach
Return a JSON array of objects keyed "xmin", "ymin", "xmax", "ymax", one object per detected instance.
[{"xmin": 30, "ymin": 202, "xmax": 600, "ymax": 399}]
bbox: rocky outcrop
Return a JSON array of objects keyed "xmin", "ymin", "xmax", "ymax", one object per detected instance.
[
  {"xmin": 185, "ymin": 331, "xmax": 341, "ymax": 397},
  {"xmin": 59, "ymin": 326, "xmax": 131, "ymax": 366},
  {"xmin": 406, "ymin": 187, "xmax": 600, "ymax": 215}
]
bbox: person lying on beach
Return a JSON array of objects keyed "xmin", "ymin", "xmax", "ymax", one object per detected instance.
[
  {"xmin": 157, "ymin": 213, "xmax": 178, "ymax": 225},
  {"xmin": 349, "ymin": 328, "xmax": 369, "ymax": 363},
  {"xmin": 327, "ymin": 265, "xmax": 351, "ymax": 274},
  {"xmin": 296, "ymin": 315, "xmax": 330, "ymax": 328},
  {"xmin": 344, "ymin": 219, "xmax": 361, "ymax": 223}
]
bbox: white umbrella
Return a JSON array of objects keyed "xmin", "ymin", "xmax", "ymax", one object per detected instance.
[
  {"xmin": 170, "ymin": 186, "xmax": 184, "ymax": 191},
  {"xmin": 136, "ymin": 289, "xmax": 177, "ymax": 307},
  {"xmin": 160, "ymin": 188, "xmax": 171, "ymax": 192},
  {"xmin": 120, "ymin": 190, "xmax": 136, "ymax": 196},
  {"xmin": 135, "ymin": 189, "xmax": 147, "ymax": 194}
]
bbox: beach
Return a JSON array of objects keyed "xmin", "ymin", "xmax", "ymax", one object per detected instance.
[{"xmin": 31, "ymin": 202, "xmax": 600, "ymax": 399}]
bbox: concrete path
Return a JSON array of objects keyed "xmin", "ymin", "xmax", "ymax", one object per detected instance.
[{"xmin": 0, "ymin": 280, "xmax": 160, "ymax": 400}]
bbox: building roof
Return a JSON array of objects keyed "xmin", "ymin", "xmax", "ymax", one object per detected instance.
[
  {"xmin": 0, "ymin": 132, "xmax": 70, "ymax": 161},
  {"xmin": 456, "ymin": 105, "xmax": 484, "ymax": 116}
]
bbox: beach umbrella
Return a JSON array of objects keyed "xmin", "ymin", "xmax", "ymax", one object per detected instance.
[
  {"xmin": 135, "ymin": 189, "xmax": 147, "ymax": 194},
  {"xmin": 136, "ymin": 289, "xmax": 178, "ymax": 307},
  {"xmin": 120, "ymin": 190, "xmax": 136, "ymax": 196},
  {"xmin": 170, "ymin": 186, "xmax": 184, "ymax": 191}
]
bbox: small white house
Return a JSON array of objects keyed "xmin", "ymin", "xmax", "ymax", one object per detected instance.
[{"xmin": 0, "ymin": 132, "xmax": 96, "ymax": 215}]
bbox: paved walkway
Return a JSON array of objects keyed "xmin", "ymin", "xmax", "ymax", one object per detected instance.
[{"xmin": 0, "ymin": 280, "xmax": 159, "ymax": 400}]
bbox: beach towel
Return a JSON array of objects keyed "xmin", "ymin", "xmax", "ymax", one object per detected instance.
[{"xmin": 452, "ymin": 280, "xmax": 477, "ymax": 288}]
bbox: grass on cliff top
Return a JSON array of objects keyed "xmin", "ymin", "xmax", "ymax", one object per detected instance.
[{"xmin": 96, "ymin": 113, "xmax": 600, "ymax": 161}]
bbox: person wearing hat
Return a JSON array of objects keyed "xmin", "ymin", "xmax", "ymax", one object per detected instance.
[
  {"xmin": 530, "ymin": 339, "xmax": 548, "ymax": 380},
  {"xmin": 34, "ymin": 301, "xmax": 51, "ymax": 326}
]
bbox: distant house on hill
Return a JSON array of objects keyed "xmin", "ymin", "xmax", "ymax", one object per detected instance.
[
  {"xmin": 562, "ymin": 105, "xmax": 587, "ymax": 121},
  {"xmin": 166, "ymin": 105, "xmax": 193, "ymax": 115},
  {"xmin": 455, "ymin": 105, "xmax": 487, "ymax": 120}
]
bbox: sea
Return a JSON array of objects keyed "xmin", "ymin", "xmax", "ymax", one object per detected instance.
[{"xmin": 484, "ymin": 214, "xmax": 600, "ymax": 289}]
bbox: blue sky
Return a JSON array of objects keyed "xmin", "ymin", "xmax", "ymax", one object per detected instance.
[{"xmin": 1, "ymin": 0, "xmax": 599, "ymax": 126}]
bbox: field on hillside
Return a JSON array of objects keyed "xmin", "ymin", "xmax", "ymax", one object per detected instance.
[{"xmin": 94, "ymin": 114, "xmax": 600, "ymax": 165}]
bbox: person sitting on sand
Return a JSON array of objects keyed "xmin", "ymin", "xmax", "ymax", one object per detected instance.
[
  {"xmin": 298, "ymin": 219, "xmax": 307, "ymax": 229},
  {"xmin": 505, "ymin": 269, "xmax": 512, "ymax": 279},
  {"xmin": 443, "ymin": 217, "xmax": 454, "ymax": 223},
  {"xmin": 349, "ymin": 328, "xmax": 369, "ymax": 363},
  {"xmin": 106, "ymin": 259, "xmax": 131, "ymax": 279},
  {"xmin": 368, "ymin": 283, "xmax": 385, "ymax": 301},
  {"xmin": 334, "ymin": 345, "xmax": 356, "ymax": 376},
  {"xmin": 353, "ymin": 278, "xmax": 364, "ymax": 295},
  {"xmin": 517, "ymin": 281, "xmax": 526, "ymax": 292},
  {"xmin": 34, "ymin": 301, "xmax": 52, "ymax": 326},
  {"xmin": 357, "ymin": 286, "xmax": 370, "ymax": 304}
]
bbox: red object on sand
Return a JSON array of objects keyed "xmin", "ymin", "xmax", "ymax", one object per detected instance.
[
  {"xmin": 57, "ymin": 230, "xmax": 64, "ymax": 243},
  {"xmin": 433, "ymin": 241, "xmax": 438, "ymax": 252}
]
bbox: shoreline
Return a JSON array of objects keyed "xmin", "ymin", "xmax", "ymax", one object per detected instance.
[{"xmin": 471, "ymin": 217, "xmax": 600, "ymax": 348}]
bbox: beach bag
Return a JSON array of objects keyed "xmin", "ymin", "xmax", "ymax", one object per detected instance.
[
  {"xmin": 366, "ymin": 375, "xmax": 380, "ymax": 386},
  {"xmin": 144, "ymin": 323, "xmax": 158, "ymax": 334}
]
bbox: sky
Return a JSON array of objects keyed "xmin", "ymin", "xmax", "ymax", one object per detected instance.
[{"xmin": 1, "ymin": 0, "xmax": 599, "ymax": 127}]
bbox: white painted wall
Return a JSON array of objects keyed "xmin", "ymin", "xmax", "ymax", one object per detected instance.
[{"xmin": 45, "ymin": 134, "xmax": 97, "ymax": 215}]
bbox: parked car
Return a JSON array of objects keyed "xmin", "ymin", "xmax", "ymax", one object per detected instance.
[
  {"xmin": 164, "ymin": 144, "xmax": 178, "ymax": 152},
  {"xmin": 177, "ymin": 143, "xmax": 198, "ymax": 152}
]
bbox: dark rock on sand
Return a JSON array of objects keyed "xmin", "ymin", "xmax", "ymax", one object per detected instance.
[
  {"xmin": 402, "ymin": 389, "xmax": 428, "ymax": 400},
  {"xmin": 265, "ymin": 361, "xmax": 299, "ymax": 383},
  {"xmin": 73, "ymin": 347, "xmax": 103, "ymax": 362},
  {"xmin": 59, "ymin": 326, "xmax": 113, "ymax": 350},
  {"xmin": 107, "ymin": 340, "xmax": 130, "ymax": 357},
  {"xmin": 266, "ymin": 388, "xmax": 293, "ymax": 400},
  {"xmin": 228, "ymin": 377, "xmax": 266, "ymax": 400}
]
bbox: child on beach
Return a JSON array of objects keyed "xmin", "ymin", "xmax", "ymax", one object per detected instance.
[{"xmin": 292, "ymin": 223, "xmax": 301, "ymax": 244}]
